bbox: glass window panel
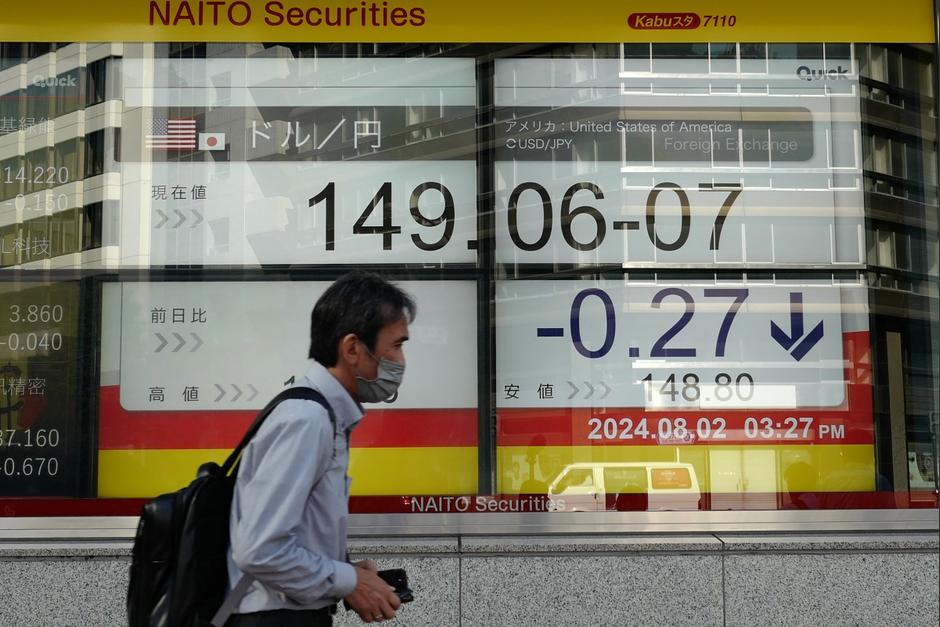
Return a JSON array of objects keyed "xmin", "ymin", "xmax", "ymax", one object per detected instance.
[
  {"xmin": 83, "ymin": 131, "xmax": 103, "ymax": 178},
  {"xmin": 82, "ymin": 202, "xmax": 103, "ymax": 251},
  {"xmin": 0, "ymin": 223, "xmax": 21, "ymax": 267},
  {"xmin": 56, "ymin": 68, "xmax": 84, "ymax": 117},
  {"xmin": 709, "ymin": 43, "xmax": 737, "ymax": 73},
  {"xmin": 0, "ymin": 43, "xmax": 25, "ymax": 71},
  {"xmin": 85, "ymin": 59, "xmax": 108, "ymax": 107},
  {"xmin": 739, "ymin": 43, "xmax": 767, "ymax": 73},
  {"xmin": 0, "ymin": 88, "xmax": 23, "ymax": 135},
  {"xmin": 54, "ymin": 138, "xmax": 82, "ymax": 185},
  {"xmin": 868, "ymin": 45, "xmax": 888, "ymax": 82},
  {"xmin": 24, "ymin": 82, "xmax": 50, "ymax": 126},
  {"xmin": 24, "ymin": 148, "xmax": 50, "ymax": 194},
  {"xmin": 1, "ymin": 155, "xmax": 24, "ymax": 201},
  {"xmin": 0, "ymin": 39, "xmax": 934, "ymax": 522}
]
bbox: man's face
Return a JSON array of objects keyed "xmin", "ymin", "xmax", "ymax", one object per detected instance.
[{"xmin": 358, "ymin": 316, "xmax": 409, "ymax": 379}]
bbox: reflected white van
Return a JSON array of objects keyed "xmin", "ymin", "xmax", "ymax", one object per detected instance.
[{"xmin": 547, "ymin": 462, "xmax": 701, "ymax": 512}]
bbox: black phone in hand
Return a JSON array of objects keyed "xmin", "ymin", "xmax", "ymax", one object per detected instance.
[{"xmin": 377, "ymin": 569, "xmax": 414, "ymax": 603}]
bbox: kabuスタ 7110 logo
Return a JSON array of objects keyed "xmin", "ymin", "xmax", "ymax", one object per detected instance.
[
  {"xmin": 628, "ymin": 13, "xmax": 701, "ymax": 29},
  {"xmin": 628, "ymin": 13, "xmax": 737, "ymax": 29}
]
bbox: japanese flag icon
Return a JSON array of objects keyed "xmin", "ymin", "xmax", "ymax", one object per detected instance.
[{"xmin": 198, "ymin": 132, "xmax": 226, "ymax": 151}]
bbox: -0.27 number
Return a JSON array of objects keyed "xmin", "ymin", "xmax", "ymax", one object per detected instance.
[{"xmin": 569, "ymin": 287, "xmax": 748, "ymax": 359}]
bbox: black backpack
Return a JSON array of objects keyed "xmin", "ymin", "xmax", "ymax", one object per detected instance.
[{"xmin": 127, "ymin": 387, "xmax": 334, "ymax": 627}]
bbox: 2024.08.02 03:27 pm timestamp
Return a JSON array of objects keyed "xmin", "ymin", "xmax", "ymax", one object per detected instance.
[{"xmin": 586, "ymin": 415, "xmax": 847, "ymax": 443}]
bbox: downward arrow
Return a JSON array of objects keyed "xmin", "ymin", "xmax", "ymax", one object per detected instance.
[
  {"xmin": 770, "ymin": 292, "xmax": 824, "ymax": 362},
  {"xmin": 791, "ymin": 322, "xmax": 824, "ymax": 362},
  {"xmin": 770, "ymin": 292, "xmax": 805, "ymax": 350}
]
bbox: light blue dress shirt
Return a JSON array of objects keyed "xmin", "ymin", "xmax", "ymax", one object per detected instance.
[{"xmin": 226, "ymin": 361, "xmax": 364, "ymax": 613}]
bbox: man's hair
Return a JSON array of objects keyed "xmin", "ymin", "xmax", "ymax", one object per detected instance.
[{"xmin": 308, "ymin": 272, "xmax": 416, "ymax": 366}]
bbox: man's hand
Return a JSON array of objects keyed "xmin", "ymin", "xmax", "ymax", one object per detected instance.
[
  {"xmin": 352, "ymin": 559, "xmax": 378, "ymax": 572},
  {"xmin": 344, "ymin": 563, "xmax": 401, "ymax": 623}
]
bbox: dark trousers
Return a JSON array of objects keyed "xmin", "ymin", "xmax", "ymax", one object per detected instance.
[{"xmin": 226, "ymin": 608, "xmax": 332, "ymax": 627}]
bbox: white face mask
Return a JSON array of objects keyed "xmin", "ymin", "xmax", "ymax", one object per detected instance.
[{"xmin": 355, "ymin": 344, "xmax": 405, "ymax": 403}]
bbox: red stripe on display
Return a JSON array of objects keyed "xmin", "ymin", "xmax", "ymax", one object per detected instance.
[
  {"xmin": 0, "ymin": 498, "xmax": 150, "ymax": 517},
  {"xmin": 497, "ymin": 331, "xmax": 874, "ymax": 447},
  {"xmin": 350, "ymin": 491, "xmax": 938, "ymax": 513},
  {"xmin": 2, "ymin": 492, "xmax": 935, "ymax": 517},
  {"xmin": 97, "ymin": 386, "xmax": 477, "ymax": 449},
  {"xmin": 496, "ymin": 400, "xmax": 874, "ymax": 446}
]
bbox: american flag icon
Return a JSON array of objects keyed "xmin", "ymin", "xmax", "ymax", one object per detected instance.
[{"xmin": 146, "ymin": 118, "xmax": 197, "ymax": 149}]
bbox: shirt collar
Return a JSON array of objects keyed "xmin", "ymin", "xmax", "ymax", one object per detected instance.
[{"xmin": 301, "ymin": 361, "xmax": 365, "ymax": 431}]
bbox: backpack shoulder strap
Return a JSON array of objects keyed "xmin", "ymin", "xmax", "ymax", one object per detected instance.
[
  {"xmin": 211, "ymin": 575, "xmax": 255, "ymax": 627},
  {"xmin": 220, "ymin": 386, "xmax": 334, "ymax": 477}
]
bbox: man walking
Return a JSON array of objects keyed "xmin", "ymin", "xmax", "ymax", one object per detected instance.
[{"xmin": 225, "ymin": 272, "xmax": 414, "ymax": 626}]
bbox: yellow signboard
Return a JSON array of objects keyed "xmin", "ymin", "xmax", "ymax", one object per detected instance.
[{"xmin": 0, "ymin": 0, "xmax": 934, "ymax": 43}]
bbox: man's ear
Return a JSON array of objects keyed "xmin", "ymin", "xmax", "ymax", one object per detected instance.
[{"xmin": 337, "ymin": 333, "xmax": 361, "ymax": 366}]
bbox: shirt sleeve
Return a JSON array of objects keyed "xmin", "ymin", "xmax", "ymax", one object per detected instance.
[{"xmin": 230, "ymin": 400, "xmax": 355, "ymax": 604}]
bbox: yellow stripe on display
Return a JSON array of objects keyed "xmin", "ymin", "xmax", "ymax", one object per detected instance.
[
  {"xmin": 496, "ymin": 444, "xmax": 876, "ymax": 493},
  {"xmin": 1, "ymin": 1, "xmax": 933, "ymax": 43},
  {"xmin": 349, "ymin": 447, "xmax": 478, "ymax": 495},
  {"xmin": 98, "ymin": 447, "xmax": 478, "ymax": 497},
  {"xmin": 98, "ymin": 449, "xmax": 230, "ymax": 497}
]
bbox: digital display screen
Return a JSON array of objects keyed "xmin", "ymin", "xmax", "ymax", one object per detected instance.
[{"xmin": 0, "ymin": 281, "xmax": 87, "ymax": 497}]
